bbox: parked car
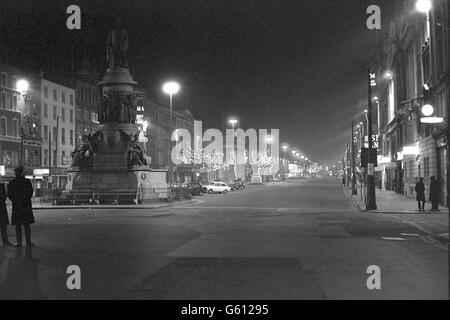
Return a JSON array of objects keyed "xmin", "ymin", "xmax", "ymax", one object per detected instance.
[
  {"xmin": 203, "ymin": 182, "xmax": 231, "ymax": 194},
  {"xmin": 187, "ymin": 182, "xmax": 205, "ymax": 196},
  {"xmin": 229, "ymin": 179, "xmax": 246, "ymax": 191},
  {"xmin": 170, "ymin": 184, "xmax": 193, "ymax": 200}
]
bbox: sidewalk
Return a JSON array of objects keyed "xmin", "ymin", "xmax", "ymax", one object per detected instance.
[{"xmin": 346, "ymin": 185, "xmax": 448, "ymax": 214}]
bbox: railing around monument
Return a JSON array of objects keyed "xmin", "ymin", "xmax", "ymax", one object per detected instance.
[
  {"xmin": 39, "ymin": 186, "xmax": 188, "ymax": 205},
  {"xmin": 37, "ymin": 185, "xmax": 193, "ymax": 205}
]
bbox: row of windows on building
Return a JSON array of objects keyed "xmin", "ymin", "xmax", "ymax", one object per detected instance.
[
  {"xmin": 76, "ymin": 86, "xmax": 98, "ymax": 105},
  {"xmin": 405, "ymin": 156, "xmax": 431, "ymax": 179},
  {"xmin": 42, "ymin": 149, "xmax": 69, "ymax": 167},
  {"xmin": 43, "ymin": 103, "xmax": 74, "ymax": 122},
  {"xmin": 0, "ymin": 91, "xmax": 18, "ymax": 110},
  {"xmin": 43, "ymin": 86, "xmax": 74, "ymax": 106},
  {"xmin": 0, "ymin": 117, "xmax": 19, "ymax": 137},
  {"xmin": 42, "ymin": 126, "xmax": 74, "ymax": 146}
]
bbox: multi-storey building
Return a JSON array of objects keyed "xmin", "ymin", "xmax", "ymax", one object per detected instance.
[
  {"xmin": 0, "ymin": 63, "xmax": 41, "ymax": 181},
  {"xmin": 40, "ymin": 78, "xmax": 76, "ymax": 189},
  {"xmin": 375, "ymin": 0, "xmax": 449, "ymax": 205},
  {"xmin": 135, "ymin": 92, "xmax": 198, "ymax": 183},
  {"xmin": 75, "ymin": 63, "xmax": 100, "ymax": 147}
]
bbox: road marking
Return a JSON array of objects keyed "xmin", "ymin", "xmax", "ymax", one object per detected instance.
[
  {"xmin": 382, "ymin": 237, "xmax": 406, "ymax": 241},
  {"xmin": 400, "ymin": 233, "xmax": 421, "ymax": 237},
  {"xmin": 277, "ymin": 208, "xmax": 288, "ymax": 212}
]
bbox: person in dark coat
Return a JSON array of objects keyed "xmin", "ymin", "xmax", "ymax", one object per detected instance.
[
  {"xmin": 0, "ymin": 182, "xmax": 13, "ymax": 247},
  {"xmin": 429, "ymin": 176, "xmax": 440, "ymax": 211},
  {"xmin": 7, "ymin": 166, "xmax": 35, "ymax": 247},
  {"xmin": 415, "ymin": 177, "xmax": 426, "ymax": 212}
]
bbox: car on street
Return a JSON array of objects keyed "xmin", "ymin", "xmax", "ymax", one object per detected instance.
[
  {"xmin": 203, "ymin": 182, "xmax": 232, "ymax": 194},
  {"xmin": 187, "ymin": 182, "xmax": 205, "ymax": 196}
]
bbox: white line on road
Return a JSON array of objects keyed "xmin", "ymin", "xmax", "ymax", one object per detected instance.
[{"xmin": 382, "ymin": 237, "xmax": 407, "ymax": 241}]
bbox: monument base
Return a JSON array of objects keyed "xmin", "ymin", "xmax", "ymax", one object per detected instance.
[
  {"xmin": 250, "ymin": 173, "xmax": 263, "ymax": 185},
  {"xmin": 66, "ymin": 168, "xmax": 169, "ymax": 203}
]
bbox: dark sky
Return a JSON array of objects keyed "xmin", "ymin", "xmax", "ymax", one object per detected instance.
[{"xmin": 0, "ymin": 0, "xmax": 393, "ymax": 161}]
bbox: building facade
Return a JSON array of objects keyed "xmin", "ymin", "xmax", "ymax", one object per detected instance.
[
  {"xmin": 0, "ymin": 63, "xmax": 41, "ymax": 181},
  {"xmin": 375, "ymin": 0, "xmax": 449, "ymax": 205},
  {"xmin": 40, "ymin": 79, "xmax": 76, "ymax": 189}
]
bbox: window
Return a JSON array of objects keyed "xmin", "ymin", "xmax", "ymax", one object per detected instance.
[
  {"xmin": 53, "ymin": 105, "xmax": 57, "ymax": 120},
  {"xmin": 6, "ymin": 92, "xmax": 11, "ymax": 109},
  {"xmin": 1, "ymin": 92, "xmax": 5, "ymax": 109},
  {"xmin": 62, "ymin": 151, "xmax": 65, "ymax": 165},
  {"xmin": 44, "ymin": 103, "xmax": 48, "ymax": 118},
  {"xmin": 61, "ymin": 128, "xmax": 65, "ymax": 144},
  {"xmin": 43, "ymin": 125, "xmax": 48, "ymax": 141},
  {"xmin": 0, "ymin": 73, "xmax": 6, "ymax": 87},
  {"xmin": 62, "ymin": 91, "xmax": 66, "ymax": 104},
  {"xmin": 12, "ymin": 119, "xmax": 18, "ymax": 137},
  {"xmin": 43, "ymin": 149, "xmax": 48, "ymax": 166},
  {"xmin": 70, "ymin": 110, "xmax": 74, "ymax": 123},
  {"xmin": 12, "ymin": 95, "xmax": 17, "ymax": 110},
  {"xmin": 53, "ymin": 89, "xmax": 57, "ymax": 101},
  {"xmin": 53, "ymin": 127, "xmax": 57, "ymax": 142},
  {"xmin": 70, "ymin": 94, "xmax": 74, "ymax": 106},
  {"xmin": 0, "ymin": 117, "xmax": 6, "ymax": 135},
  {"xmin": 70, "ymin": 129, "xmax": 74, "ymax": 145},
  {"xmin": 12, "ymin": 76, "xmax": 17, "ymax": 90},
  {"xmin": 61, "ymin": 108, "xmax": 65, "ymax": 122},
  {"xmin": 53, "ymin": 150, "xmax": 57, "ymax": 166},
  {"xmin": 43, "ymin": 86, "xmax": 48, "ymax": 99}
]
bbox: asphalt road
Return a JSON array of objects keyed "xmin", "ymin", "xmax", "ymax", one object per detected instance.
[{"xmin": 0, "ymin": 178, "xmax": 448, "ymax": 300}]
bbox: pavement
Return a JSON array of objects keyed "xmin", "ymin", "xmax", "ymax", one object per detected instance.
[
  {"xmin": 0, "ymin": 178, "xmax": 448, "ymax": 300},
  {"xmin": 346, "ymin": 184, "xmax": 448, "ymax": 214}
]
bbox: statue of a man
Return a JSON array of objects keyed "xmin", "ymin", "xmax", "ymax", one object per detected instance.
[{"xmin": 106, "ymin": 21, "xmax": 129, "ymax": 69}]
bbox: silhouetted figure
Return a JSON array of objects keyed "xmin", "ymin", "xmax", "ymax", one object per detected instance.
[
  {"xmin": 415, "ymin": 178, "xmax": 426, "ymax": 212},
  {"xmin": 0, "ymin": 182, "xmax": 13, "ymax": 248},
  {"xmin": 429, "ymin": 176, "xmax": 440, "ymax": 211},
  {"xmin": 7, "ymin": 166, "xmax": 35, "ymax": 247}
]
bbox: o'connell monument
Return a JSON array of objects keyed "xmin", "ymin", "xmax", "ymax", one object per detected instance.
[{"xmin": 66, "ymin": 23, "xmax": 154, "ymax": 201}]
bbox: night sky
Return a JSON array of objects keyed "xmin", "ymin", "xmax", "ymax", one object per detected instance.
[{"xmin": 0, "ymin": 0, "xmax": 393, "ymax": 161}]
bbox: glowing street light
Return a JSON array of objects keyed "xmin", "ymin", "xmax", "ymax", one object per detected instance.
[
  {"xmin": 16, "ymin": 79, "xmax": 29, "ymax": 94},
  {"xmin": 229, "ymin": 118, "xmax": 238, "ymax": 129},
  {"xmin": 420, "ymin": 104, "xmax": 444, "ymax": 124},
  {"xmin": 162, "ymin": 81, "xmax": 180, "ymax": 123},
  {"xmin": 384, "ymin": 71, "xmax": 393, "ymax": 80},
  {"xmin": 422, "ymin": 104, "xmax": 434, "ymax": 117},
  {"xmin": 416, "ymin": 0, "xmax": 432, "ymax": 13}
]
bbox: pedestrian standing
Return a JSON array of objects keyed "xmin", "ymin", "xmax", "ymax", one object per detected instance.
[
  {"xmin": 0, "ymin": 181, "xmax": 13, "ymax": 248},
  {"xmin": 415, "ymin": 177, "xmax": 426, "ymax": 212},
  {"xmin": 429, "ymin": 176, "xmax": 440, "ymax": 211},
  {"xmin": 7, "ymin": 166, "xmax": 35, "ymax": 247}
]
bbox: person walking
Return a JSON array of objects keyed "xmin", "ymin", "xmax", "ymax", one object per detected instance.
[
  {"xmin": 415, "ymin": 177, "xmax": 426, "ymax": 212},
  {"xmin": 7, "ymin": 166, "xmax": 35, "ymax": 247},
  {"xmin": 0, "ymin": 181, "xmax": 13, "ymax": 248},
  {"xmin": 429, "ymin": 176, "xmax": 440, "ymax": 211}
]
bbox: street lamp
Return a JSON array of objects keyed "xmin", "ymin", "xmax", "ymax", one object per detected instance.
[
  {"xmin": 416, "ymin": 0, "xmax": 432, "ymax": 13},
  {"xmin": 162, "ymin": 81, "xmax": 180, "ymax": 123},
  {"xmin": 162, "ymin": 81, "xmax": 180, "ymax": 186},
  {"xmin": 229, "ymin": 118, "xmax": 238, "ymax": 129},
  {"xmin": 16, "ymin": 79, "xmax": 29, "ymax": 94},
  {"xmin": 420, "ymin": 104, "xmax": 444, "ymax": 124},
  {"xmin": 281, "ymin": 144, "xmax": 288, "ymax": 179},
  {"xmin": 16, "ymin": 79, "xmax": 30, "ymax": 165},
  {"xmin": 384, "ymin": 71, "xmax": 393, "ymax": 80}
]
